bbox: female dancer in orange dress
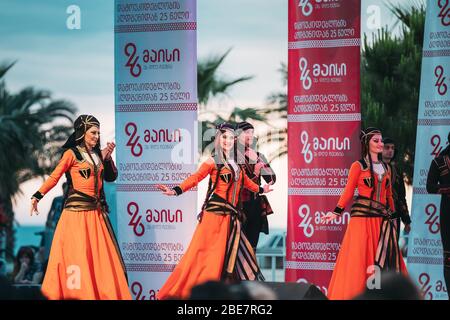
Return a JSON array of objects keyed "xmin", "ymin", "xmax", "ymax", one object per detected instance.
[
  {"xmin": 30, "ymin": 115, "xmax": 131, "ymax": 300},
  {"xmin": 322, "ymin": 127, "xmax": 408, "ymax": 300},
  {"xmin": 156, "ymin": 123, "xmax": 273, "ymax": 299}
]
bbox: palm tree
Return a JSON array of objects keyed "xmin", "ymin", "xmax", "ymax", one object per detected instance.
[
  {"xmin": 361, "ymin": 1, "xmax": 425, "ymax": 184},
  {"xmin": 198, "ymin": 50, "xmax": 288, "ymax": 162},
  {"xmin": 198, "ymin": 48, "xmax": 255, "ymax": 152},
  {"xmin": 198, "ymin": 48, "xmax": 253, "ymax": 107},
  {"xmin": 0, "ymin": 61, "xmax": 77, "ymax": 260},
  {"xmin": 260, "ymin": 62, "xmax": 288, "ymax": 162}
]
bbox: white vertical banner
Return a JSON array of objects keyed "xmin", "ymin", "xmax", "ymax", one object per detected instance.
[
  {"xmin": 407, "ymin": 0, "xmax": 450, "ymax": 300},
  {"xmin": 114, "ymin": 0, "xmax": 197, "ymax": 300}
]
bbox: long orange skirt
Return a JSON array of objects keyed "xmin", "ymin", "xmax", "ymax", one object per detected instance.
[
  {"xmin": 157, "ymin": 211, "xmax": 230, "ymax": 300},
  {"xmin": 41, "ymin": 209, "xmax": 132, "ymax": 300},
  {"xmin": 327, "ymin": 217, "xmax": 408, "ymax": 300}
]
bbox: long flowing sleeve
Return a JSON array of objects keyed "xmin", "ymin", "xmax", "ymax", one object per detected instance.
[
  {"xmin": 426, "ymin": 158, "xmax": 450, "ymax": 194},
  {"xmin": 33, "ymin": 150, "xmax": 75, "ymax": 200},
  {"xmin": 334, "ymin": 161, "xmax": 361, "ymax": 215},
  {"xmin": 258, "ymin": 153, "xmax": 276, "ymax": 184},
  {"xmin": 243, "ymin": 171, "xmax": 261, "ymax": 193},
  {"xmin": 395, "ymin": 168, "xmax": 410, "ymax": 224},
  {"xmin": 103, "ymin": 158, "xmax": 118, "ymax": 182},
  {"xmin": 386, "ymin": 167, "xmax": 395, "ymax": 212},
  {"xmin": 173, "ymin": 159, "xmax": 214, "ymax": 195},
  {"xmin": 426, "ymin": 159, "xmax": 440, "ymax": 194}
]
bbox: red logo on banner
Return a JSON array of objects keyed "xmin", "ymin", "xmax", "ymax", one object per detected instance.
[
  {"xmin": 419, "ymin": 273, "xmax": 433, "ymax": 300},
  {"xmin": 288, "ymin": 0, "xmax": 360, "ymax": 290},
  {"xmin": 299, "ymin": 130, "xmax": 351, "ymax": 164},
  {"xmin": 131, "ymin": 281, "xmax": 159, "ymax": 300},
  {"xmin": 430, "ymin": 134, "xmax": 444, "ymax": 157},
  {"xmin": 436, "ymin": 280, "xmax": 448, "ymax": 293},
  {"xmin": 128, "ymin": 202, "xmax": 145, "ymax": 237},
  {"xmin": 125, "ymin": 122, "xmax": 143, "ymax": 157},
  {"xmin": 438, "ymin": 0, "xmax": 450, "ymax": 26},
  {"xmin": 297, "ymin": 204, "xmax": 349, "ymax": 238},
  {"xmin": 143, "ymin": 48, "xmax": 181, "ymax": 63},
  {"xmin": 146, "ymin": 209, "xmax": 183, "ymax": 223},
  {"xmin": 298, "ymin": 204, "xmax": 315, "ymax": 238},
  {"xmin": 298, "ymin": 0, "xmax": 313, "ymax": 16},
  {"xmin": 299, "ymin": 58, "xmax": 312, "ymax": 90},
  {"xmin": 434, "ymin": 65, "xmax": 447, "ymax": 95},
  {"xmin": 300, "ymin": 131, "xmax": 313, "ymax": 163},
  {"xmin": 143, "ymin": 128, "xmax": 182, "ymax": 143},
  {"xmin": 425, "ymin": 204, "xmax": 440, "ymax": 234},
  {"xmin": 298, "ymin": 56, "xmax": 348, "ymax": 91},
  {"xmin": 125, "ymin": 43, "xmax": 142, "ymax": 77}
]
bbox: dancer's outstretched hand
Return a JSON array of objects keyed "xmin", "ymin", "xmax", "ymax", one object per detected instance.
[
  {"xmin": 321, "ymin": 212, "xmax": 338, "ymax": 223},
  {"xmin": 102, "ymin": 142, "xmax": 116, "ymax": 160},
  {"xmin": 156, "ymin": 184, "xmax": 176, "ymax": 196},
  {"xmin": 254, "ymin": 162, "xmax": 265, "ymax": 176},
  {"xmin": 262, "ymin": 181, "xmax": 274, "ymax": 193},
  {"xmin": 30, "ymin": 198, "xmax": 39, "ymax": 216}
]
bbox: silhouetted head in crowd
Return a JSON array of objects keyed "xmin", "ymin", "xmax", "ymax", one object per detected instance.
[
  {"xmin": 228, "ymin": 283, "xmax": 253, "ymax": 300},
  {"xmin": 237, "ymin": 282, "xmax": 277, "ymax": 300},
  {"xmin": 0, "ymin": 275, "xmax": 13, "ymax": 299},
  {"xmin": 0, "ymin": 275, "xmax": 47, "ymax": 300},
  {"xmin": 189, "ymin": 280, "xmax": 278, "ymax": 300},
  {"xmin": 12, "ymin": 246, "xmax": 35, "ymax": 279},
  {"xmin": 354, "ymin": 272, "xmax": 422, "ymax": 300},
  {"xmin": 189, "ymin": 281, "xmax": 235, "ymax": 300},
  {"xmin": 0, "ymin": 258, "xmax": 6, "ymax": 276}
]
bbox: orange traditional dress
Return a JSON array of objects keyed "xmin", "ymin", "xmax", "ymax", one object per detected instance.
[
  {"xmin": 33, "ymin": 146, "xmax": 131, "ymax": 300},
  {"xmin": 327, "ymin": 158, "xmax": 408, "ymax": 300},
  {"xmin": 157, "ymin": 158, "xmax": 265, "ymax": 300}
]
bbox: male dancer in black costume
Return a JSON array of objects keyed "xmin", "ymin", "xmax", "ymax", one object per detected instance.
[
  {"xmin": 427, "ymin": 132, "xmax": 450, "ymax": 299},
  {"xmin": 382, "ymin": 137, "xmax": 411, "ymax": 239}
]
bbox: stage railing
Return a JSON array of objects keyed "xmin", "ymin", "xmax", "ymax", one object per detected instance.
[
  {"xmin": 256, "ymin": 232, "xmax": 287, "ymax": 282},
  {"xmin": 256, "ymin": 252, "xmax": 285, "ymax": 282}
]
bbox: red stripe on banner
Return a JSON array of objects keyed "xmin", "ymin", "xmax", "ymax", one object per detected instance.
[
  {"xmin": 287, "ymin": 0, "xmax": 361, "ymax": 294},
  {"xmin": 288, "ymin": 187, "xmax": 345, "ymax": 196},
  {"xmin": 125, "ymin": 264, "xmax": 177, "ymax": 272},
  {"xmin": 115, "ymin": 22, "xmax": 197, "ymax": 33},
  {"xmin": 288, "ymin": 38, "xmax": 360, "ymax": 49},
  {"xmin": 417, "ymin": 119, "xmax": 450, "ymax": 126},
  {"xmin": 116, "ymin": 184, "xmax": 197, "ymax": 192},
  {"xmin": 285, "ymin": 261, "xmax": 336, "ymax": 271},
  {"xmin": 423, "ymin": 50, "xmax": 450, "ymax": 57},
  {"xmin": 288, "ymin": 113, "xmax": 361, "ymax": 122},
  {"xmin": 116, "ymin": 103, "xmax": 198, "ymax": 112},
  {"xmin": 406, "ymin": 1, "xmax": 450, "ymax": 300},
  {"xmin": 115, "ymin": 0, "xmax": 198, "ymax": 301},
  {"xmin": 407, "ymin": 257, "xmax": 443, "ymax": 265},
  {"xmin": 413, "ymin": 187, "xmax": 429, "ymax": 195}
]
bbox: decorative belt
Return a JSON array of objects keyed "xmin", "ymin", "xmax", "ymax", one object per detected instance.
[
  {"xmin": 351, "ymin": 196, "xmax": 401, "ymax": 272},
  {"xmin": 204, "ymin": 194, "xmax": 264, "ymax": 281},
  {"xmin": 64, "ymin": 189, "xmax": 127, "ymax": 281},
  {"xmin": 204, "ymin": 194, "xmax": 239, "ymax": 215},
  {"xmin": 64, "ymin": 189, "xmax": 102, "ymax": 211}
]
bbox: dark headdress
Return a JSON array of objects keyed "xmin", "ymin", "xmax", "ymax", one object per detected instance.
[{"xmin": 62, "ymin": 115, "xmax": 101, "ymax": 154}]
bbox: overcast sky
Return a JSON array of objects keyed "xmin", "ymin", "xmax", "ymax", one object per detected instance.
[{"xmin": 0, "ymin": 0, "xmax": 410, "ymax": 227}]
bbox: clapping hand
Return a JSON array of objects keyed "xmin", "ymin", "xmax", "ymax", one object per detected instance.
[{"xmin": 102, "ymin": 142, "xmax": 116, "ymax": 160}]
